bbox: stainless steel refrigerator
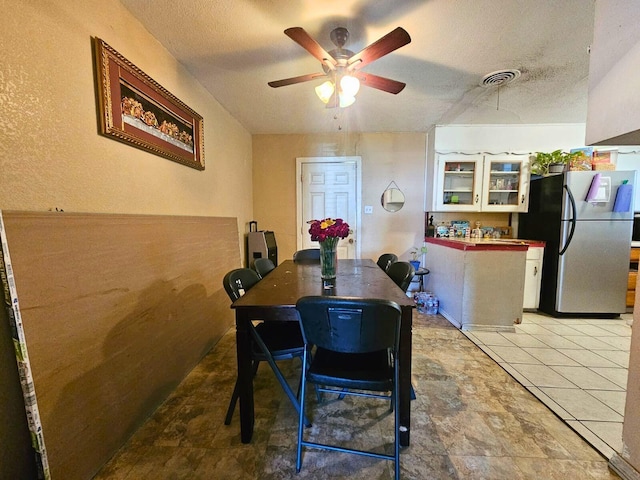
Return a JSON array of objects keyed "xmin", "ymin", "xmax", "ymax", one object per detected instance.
[{"xmin": 518, "ymin": 170, "xmax": 636, "ymax": 317}]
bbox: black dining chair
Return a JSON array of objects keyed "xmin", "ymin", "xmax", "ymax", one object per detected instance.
[
  {"xmin": 293, "ymin": 248, "xmax": 320, "ymax": 263},
  {"xmin": 377, "ymin": 253, "xmax": 398, "ymax": 271},
  {"xmin": 386, "ymin": 261, "xmax": 415, "ymax": 293},
  {"xmin": 222, "ymin": 268, "xmax": 309, "ymax": 426},
  {"xmin": 295, "ymin": 296, "xmax": 402, "ymax": 480},
  {"xmin": 253, "ymin": 257, "xmax": 276, "ymax": 278}
]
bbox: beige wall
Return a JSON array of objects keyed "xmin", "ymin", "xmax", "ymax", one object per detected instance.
[
  {"xmin": 0, "ymin": 1, "xmax": 253, "ymax": 478},
  {"xmin": 252, "ymin": 133, "xmax": 427, "ymax": 263},
  {"xmin": 0, "ymin": 0, "xmax": 252, "ymax": 222}
]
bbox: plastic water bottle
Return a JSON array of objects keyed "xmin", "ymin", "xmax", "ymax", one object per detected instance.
[
  {"xmin": 426, "ymin": 294, "xmax": 439, "ymax": 315},
  {"xmin": 417, "ymin": 295, "xmax": 424, "ymax": 313},
  {"xmin": 414, "ymin": 292, "xmax": 426, "ymax": 313}
]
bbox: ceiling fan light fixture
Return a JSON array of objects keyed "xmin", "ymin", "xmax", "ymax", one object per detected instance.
[
  {"xmin": 315, "ymin": 80, "xmax": 335, "ymax": 103},
  {"xmin": 340, "ymin": 75, "xmax": 360, "ymax": 97},
  {"xmin": 338, "ymin": 93, "xmax": 356, "ymax": 108}
]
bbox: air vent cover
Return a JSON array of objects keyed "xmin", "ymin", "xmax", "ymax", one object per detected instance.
[{"xmin": 480, "ymin": 69, "xmax": 521, "ymax": 87}]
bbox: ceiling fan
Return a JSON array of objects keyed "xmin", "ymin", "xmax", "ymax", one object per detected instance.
[{"xmin": 268, "ymin": 26, "xmax": 411, "ymax": 108}]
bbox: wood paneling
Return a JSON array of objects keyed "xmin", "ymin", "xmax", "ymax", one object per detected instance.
[
  {"xmin": 2, "ymin": 212, "xmax": 240, "ymax": 480},
  {"xmin": 629, "ymin": 248, "xmax": 639, "ymax": 309}
]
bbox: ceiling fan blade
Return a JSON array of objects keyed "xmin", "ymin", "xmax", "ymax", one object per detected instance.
[
  {"xmin": 284, "ymin": 27, "xmax": 338, "ymax": 70},
  {"xmin": 268, "ymin": 72, "xmax": 326, "ymax": 88},
  {"xmin": 354, "ymin": 72, "xmax": 406, "ymax": 94},
  {"xmin": 347, "ymin": 27, "xmax": 411, "ymax": 70}
]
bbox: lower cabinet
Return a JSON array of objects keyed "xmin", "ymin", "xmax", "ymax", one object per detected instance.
[
  {"xmin": 628, "ymin": 248, "xmax": 639, "ymax": 309},
  {"xmin": 523, "ymin": 246, "xmax": 544, "ymax": 310},
  {"xmin": 426, "ymin": 239, "xmax": 527, "ymax": 331}
]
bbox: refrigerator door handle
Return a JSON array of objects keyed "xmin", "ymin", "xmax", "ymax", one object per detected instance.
[{"xmin": 559, "ymin": 184, "xmax": 577, "ymax": 256}]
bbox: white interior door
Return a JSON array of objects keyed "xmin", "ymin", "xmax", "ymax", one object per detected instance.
[{"xmin": 297, "ymin": 157, "xmax": 360, "ymax": 259}]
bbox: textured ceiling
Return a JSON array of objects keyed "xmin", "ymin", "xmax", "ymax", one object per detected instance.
[{"xmin": 120, "ymin": 0, "xmax": 596, "ymax": 134}]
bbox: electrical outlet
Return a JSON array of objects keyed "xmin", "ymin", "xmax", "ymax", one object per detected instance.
[{"xmin": 364, "ymin": 205, "xmax": 373, "ymax": 214}]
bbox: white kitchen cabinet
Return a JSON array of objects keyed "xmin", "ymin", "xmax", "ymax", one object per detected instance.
[
  {"xmin": 434, "ymin": 154, "xmax": 530, "ymax": 212},
  {"xmin": 435, "ymin": 155, "xmax": 483, "ymax": 212},
  {"xmin": 523, "ymin": 246, "xmax": 543, "ymax": 310},
  {"xmin": 481, "ymin": 157, "xmax": 530, "ymax": 212}
]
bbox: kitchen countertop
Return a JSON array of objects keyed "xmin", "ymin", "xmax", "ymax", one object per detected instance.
[{"xmin": 425, "ymin": 237, "xmax": 545, "ymax": 251}]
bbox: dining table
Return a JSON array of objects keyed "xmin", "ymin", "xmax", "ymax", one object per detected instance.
[{"xmin": 230, "ymin": 258, "xmax": 415, "ymax": 446}]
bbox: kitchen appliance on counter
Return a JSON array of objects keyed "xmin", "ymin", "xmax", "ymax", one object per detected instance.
[{"xmin": 519, "ymin": 170, "xmax": 636, "ymax": 317}]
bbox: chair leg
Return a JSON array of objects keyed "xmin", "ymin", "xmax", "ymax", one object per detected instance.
[
  {"xmin": 296, "ymin": 363, "xmax": 318, "ymax": 421},
  {"xmin": 266, "ymin": 354, "xmax": 311, "ymax": 427},
  {"xmin": 338, "ymin": 387, "xmax": 348, "ymax": 400},
  {"xmin": 224, "ymin": 360, "xmax": 260, "ymax": 425},
  {"xmin": 301, "ymin": 346, "xmax": 321, "ymax": 404},
  {"xmin": 296, "ymin": 348, "xmax": 309, "ymax": 473},
  {"xmin": 394, "ymin": 362, "xmax": 400, "ymax": 480},
  {"xmin": 296, "ymin": 357, "xmax": 304, "ymax": 399},
  {"xmin": 224, "ymin": 380, "xmax": 240, "ymax": 425},
  {"xmin": 248, "ymin": 324, "xmax": 311, "ymax": 427},
  {"xmin": 389, "ymin": 380, "xmax": 396, "ymax": 412}
]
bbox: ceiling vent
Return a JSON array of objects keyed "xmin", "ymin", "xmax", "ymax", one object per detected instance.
[{"xmin": 480, "ymin": 69, "xmax": 521, "ymax": 88}]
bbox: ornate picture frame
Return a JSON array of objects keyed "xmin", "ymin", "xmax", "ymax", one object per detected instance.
[{"xmin": 93, "ymin": 37, "xmax": 205, "ymax": 170}]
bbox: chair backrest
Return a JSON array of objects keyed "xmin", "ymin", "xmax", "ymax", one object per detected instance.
[
  {"xmin": 293, "ymin": 248, "xmax": 320, "ymax": 262},
  {"xmin": 254, "ymin": 257, "xmax": 276, "ymax": 278},
  {"xmin": 386, "ymin": 261, "xmax": 415, "ymax": 293},
  {"xmin": 377, "ymin": 253, "xmax": 398, "ymax": 271},
  {"xmin": 223, "ymin": 268, "xmax": 261, "ymax": 302},
  {"xmin": 296, "ymin": 296, "xmax": 401, "ymax": 354}
]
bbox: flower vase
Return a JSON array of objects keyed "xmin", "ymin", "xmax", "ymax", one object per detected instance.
[{"xmin": 319, "ymin": 238, "xmax": 338, "ymax": 280}]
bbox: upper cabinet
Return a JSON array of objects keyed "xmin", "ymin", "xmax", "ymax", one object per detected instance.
[
  {"xmin": 435, "ymin": 154, "xmax": 530, "ymax": 212},
  {"xmin": 425, "ymin": 125, "xmax": 587, "ymax": 213},
  {"xmin": 437, "ymin": 156, "xmax": 482, "ymax": 211},
  {"xmin": 586, "ymin": 1, "xmax": 640, "ymax": 145},
  {"xmin": 482, "ymin": 157, "xmax": 530, "ymax": 212}
]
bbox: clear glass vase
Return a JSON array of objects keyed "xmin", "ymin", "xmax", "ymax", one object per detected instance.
[{"xmin": 319, "ymin": 238, "xmax": 338, "ymax": 280}]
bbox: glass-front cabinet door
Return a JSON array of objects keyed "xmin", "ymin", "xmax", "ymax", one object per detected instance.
[
  {"xmin": 435, "ymin": 156, "xmax": 483, "ymax": 211},
  {"xmin": 481, "ymin": 156, "xmax": 530, "ymax": 212}
]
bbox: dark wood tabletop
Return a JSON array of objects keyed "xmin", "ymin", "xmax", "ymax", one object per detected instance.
[
  {"xmin": 232, "ymin": 259, "xmax": 415, "ymax": 310},
  {"xmin": 231, "ymin": 259, "xmax": 415, "ymax": 446}
]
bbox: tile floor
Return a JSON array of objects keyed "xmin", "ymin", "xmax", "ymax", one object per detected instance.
[
  {"xmin": 463, "ymin": 312, "xmax": 632, "ymax": 460},
  {"xmin": 93, "ymin": 312, "xmax": 620, "ymax": 479}
]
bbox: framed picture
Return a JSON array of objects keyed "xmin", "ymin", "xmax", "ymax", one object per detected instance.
[{"xmin": 93, "ymin": 37, "xmax": 205, "ymax": 170}]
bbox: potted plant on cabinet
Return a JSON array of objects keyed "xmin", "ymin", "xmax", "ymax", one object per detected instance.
[
  {"xmin": 531, "ymin": 150, "xmax": 582, "ymax": 176},
  {"xmin": 409, "ymin": 245, "xmax": 428, "ymax": 270}
]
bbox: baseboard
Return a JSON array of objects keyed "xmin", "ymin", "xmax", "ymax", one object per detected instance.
[
  {"xmin": 610, "ymin": 453, "xmax": 640, "ymax": 480},
  {"xmin": 461, "ymin": 324, "xmax": 517, "ymax": 333}
]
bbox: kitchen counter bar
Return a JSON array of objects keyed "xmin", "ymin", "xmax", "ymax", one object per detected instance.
[
  {"xmin": 426, "ymin": 237, "xmax": 544, "ymax": 250},
  {"xmin": 425, "ymin": 237, "xmax": 531, "ymax": 331}
]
